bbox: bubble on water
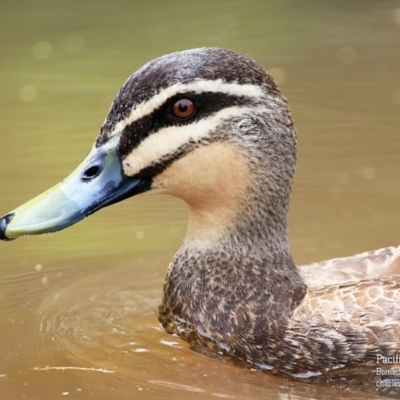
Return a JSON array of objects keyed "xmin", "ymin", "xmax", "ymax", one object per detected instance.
[
  {"xmin": 360, "ymin": 167, "xmax": 376, "ymax": 180},
  {"xmin": 20, "ymin": 85, "xmax": 37, "ymax": 102},
  {"xmin": 32, "ymin": 41, "xmax": 52, "ymax": 60},
  {"xmin": 135, "ymin": 230, "xmax": 144, "ymax": 240}
]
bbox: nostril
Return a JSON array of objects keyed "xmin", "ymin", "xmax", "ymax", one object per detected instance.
[
  {"xmin": 82, "ymin": 165, "xmax": 101, "ymax": 181},
  {"xmin": 0, "ymin": 213, "xmax": 15, "ymax": 241}
]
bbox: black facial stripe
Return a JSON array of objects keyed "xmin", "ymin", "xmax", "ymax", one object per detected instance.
[
  {"xmin": 117, "ymin": 91, "xmax": 261, "ymax": 157},
  {"xmin": 132, "ymin": 137, "xmax": 211, "ymax": 180}
]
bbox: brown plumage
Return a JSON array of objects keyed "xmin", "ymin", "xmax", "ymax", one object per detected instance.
[{"xmin": 0, "ymin": 48, "xmax": 399, "ymax": 384}]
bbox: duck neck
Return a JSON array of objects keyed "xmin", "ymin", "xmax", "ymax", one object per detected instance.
[
  {"xmin": 185, "ymin": 200, "xmax": 291, "ymax": 261},
  {"xmin": 160, "ymin": 191, "xmax": 307, "ymax": 338}
]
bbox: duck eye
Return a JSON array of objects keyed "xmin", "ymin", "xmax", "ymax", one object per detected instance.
[{"xmin": 170, "ymin": 98, "xmax": 196, "ymax": 119}]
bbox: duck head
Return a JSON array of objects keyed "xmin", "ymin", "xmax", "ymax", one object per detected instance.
[{"xmin": 0, "ymin": 48, "xmax": 296, "ymax": 247}]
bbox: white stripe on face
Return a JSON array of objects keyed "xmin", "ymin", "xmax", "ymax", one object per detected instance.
[
  {"xmin": 122, "ymin": 105, "xmax": 260, "ymax": 177},
  {"xmin": 109, "ymin": 79, "xmax": 265, "ymax": 139}
]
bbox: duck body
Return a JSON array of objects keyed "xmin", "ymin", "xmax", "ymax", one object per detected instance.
[
  {"xmin": 161, "ymin": 245, "xmax": 400, "ymax": 376},
  {"xmin": 0, "ymin": 48, "xmax": 399, "ymax": 377}
]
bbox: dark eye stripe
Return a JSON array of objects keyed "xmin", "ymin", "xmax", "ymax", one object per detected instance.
[
  {"xmin": 116, "ymin": 91, "xmax": 261, "ymax": 158},
  {"xmin": 132, "ymin": 137, "xmax": 210, "ymax": 180}
]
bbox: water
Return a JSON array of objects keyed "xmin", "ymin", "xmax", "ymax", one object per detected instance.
[{"xmin": 1, "ymin": 1, "xmax": 400, "ymax": 398}]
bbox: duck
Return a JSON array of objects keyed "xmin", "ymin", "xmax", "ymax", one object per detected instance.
[{"xmin": 0, "ymin": 47, "xmax": 399, "ymax": 378}]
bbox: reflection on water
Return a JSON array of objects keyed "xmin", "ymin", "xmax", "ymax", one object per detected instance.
[{"xmin": 1, "ymin": 0, "xmax": 400, "ymax": 399}]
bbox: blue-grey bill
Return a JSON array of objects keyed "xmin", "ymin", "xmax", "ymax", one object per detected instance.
[{"xmin": 0, "ymin": 135, "xmax": 150, "ymax": 240}]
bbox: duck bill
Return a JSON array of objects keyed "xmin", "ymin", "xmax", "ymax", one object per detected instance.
[{"xmin": 0, "ymin": 135, "xmax": 150, "ymax": 241}]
